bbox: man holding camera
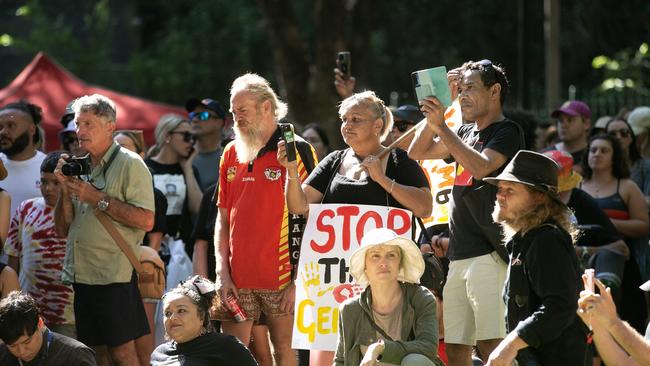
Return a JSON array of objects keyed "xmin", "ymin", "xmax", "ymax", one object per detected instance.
[
  {"xmin": 214, "ymin": 73, "xmax": 316, "ymax": 366},
  {"xmin": 54, "ymin": 94, "xmax": 155, "ymax": 366}
]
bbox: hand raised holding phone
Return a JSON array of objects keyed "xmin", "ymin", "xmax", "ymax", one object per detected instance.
[{"xmin": 334, "ymin": 51, "xmax": 355, "ymax": 99}]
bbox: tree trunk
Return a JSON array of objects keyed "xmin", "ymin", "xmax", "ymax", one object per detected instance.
[{"xmin": 256, "ymin": 0, "xmax": 373, "ymax": 149}]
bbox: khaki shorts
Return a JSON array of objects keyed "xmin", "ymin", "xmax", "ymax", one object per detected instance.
[
  {"xmin": 214, "ymin": 288, "xmax": 291, "ymax": 322},
  {"xmin": 443, "ymin": 252, "xmax": 507, "ymax": 345}
]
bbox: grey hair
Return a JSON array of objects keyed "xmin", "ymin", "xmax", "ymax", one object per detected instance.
[
  {"xmin": 72, "ymin": 94, "xmax": 117, "ymax": 123},
  {"xmin": 339, "ymin": 91, "xmax": 393, "ymax": 141},
  {"xmin": 230, "ymin": 73, "xmax": 288, "ymax": 120}
]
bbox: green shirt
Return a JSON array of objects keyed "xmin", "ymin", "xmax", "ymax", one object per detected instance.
[{"xmin": 62, "ymin": 142, "xmax": 155, "ymax": 285}]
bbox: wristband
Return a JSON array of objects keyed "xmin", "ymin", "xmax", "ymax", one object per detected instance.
[{"xmin": 287, "ymin": 175, "xmax": 300, "ymax": 181}]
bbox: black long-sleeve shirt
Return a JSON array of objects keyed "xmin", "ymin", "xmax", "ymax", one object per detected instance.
[{"xmin": 505, "ymin": 221, "xmax": 591, "ymax": 365}]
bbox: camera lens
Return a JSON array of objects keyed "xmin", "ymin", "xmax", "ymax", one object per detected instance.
[{"xmin": 61, "ymin": 161, "xmax": 84, "ymax": 176}]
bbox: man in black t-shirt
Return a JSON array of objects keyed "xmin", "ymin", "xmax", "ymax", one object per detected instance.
[
  {"xmin": 409, "ymin": 60, "xmax": 521, "ymax": 365},
  {"xmin": 0, "ymin": 292, "xmax": 96, "ymax": 366}
]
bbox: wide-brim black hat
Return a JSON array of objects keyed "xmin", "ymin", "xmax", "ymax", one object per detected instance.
[{"xmin": 483, "ymin": 150, "xmax": 564, "ymax": 205}]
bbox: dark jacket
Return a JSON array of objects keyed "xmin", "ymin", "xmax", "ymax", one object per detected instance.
[
  {"xmin": 505, "ymin": 221, "xmax": 591, "ymax": 365},
  {"xmin": 333, "ymin": 282, "xmax": 443, "ymax": 366},
  {"xmin": 151, "ymin": 332, "xmax": 257, "ymax": 366}
]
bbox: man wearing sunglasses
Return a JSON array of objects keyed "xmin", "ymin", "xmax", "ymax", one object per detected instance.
[
  {"xmin": 409, "ymin": 60, "xmax": 523, "ymax": 366},
  {"xmin": 0, "ymin": 291, "xmax": 96, "ymax": 365},
  {"xmin": 384, "ymin": 104, "xmax": 424, "ymax": 150},
  {"xmin": 185, "ymin": 98, "xmax": 227, "ymax": 192}
]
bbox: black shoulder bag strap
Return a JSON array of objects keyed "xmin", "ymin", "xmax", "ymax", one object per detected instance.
[{"xmin": 362, "ymin": 309, "xmax": 394, "ymax": 341}]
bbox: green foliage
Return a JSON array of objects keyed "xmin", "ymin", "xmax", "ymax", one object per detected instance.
[
  {"xmin": 129, "ymin": 0, "xmax": 273, "ymax": 105},
  {"xmin": 5, "ymin": 0, "xmax": 120, "ymax": 88},
  {"xmin": 592, "ymin": 42, "xmax": 650, "ymax": 95}
]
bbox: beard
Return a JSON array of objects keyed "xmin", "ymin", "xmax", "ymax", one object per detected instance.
[
  {"xmin": 233, "ymin": 123, "xmax": 265, "ymax": 163},
  {"xmin": 0, "ymin": 130, "xmax": 31, "ymax": 157},
  {"xmin": 492, "ymin": 202, "xmax": 540, "ymax": 242}
]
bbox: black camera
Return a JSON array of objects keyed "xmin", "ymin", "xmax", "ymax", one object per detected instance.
[{"xmin": 62, "ymin": 155, "xmax": 91, "ymax": 176}]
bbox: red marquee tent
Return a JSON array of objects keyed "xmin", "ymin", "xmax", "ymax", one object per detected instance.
[{"xmin": 0, "ymin": 52, "xmax": 186, "ymax": 151}]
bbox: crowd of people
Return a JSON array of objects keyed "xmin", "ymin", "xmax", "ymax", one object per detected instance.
[{"xmin": 0, "ymin": 59, "xmax": 648, "ymax": 366}]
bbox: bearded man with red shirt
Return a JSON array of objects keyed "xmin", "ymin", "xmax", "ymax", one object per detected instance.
[{"xmin": 214, "ymin": 73, "xmax": 317, "ymax": 366}]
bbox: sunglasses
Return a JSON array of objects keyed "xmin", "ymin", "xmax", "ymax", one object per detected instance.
[
  {"xmin": 170, "ymin": 131, "xmax": 195, "ymax": 143},
  {"xmin": 394, "ymin": 120, "xmax": 415, "ymax": 133},
  {"xmin": 189, "ymin": 111, "xmax": 219, "ymax": 121},
  {"xmin": 476, "ymin": 59, "xmax": 498, "ymax": 86},
  {"xmin": 608, "ymin": 129, "xmax": 631, "ymax": 138}
]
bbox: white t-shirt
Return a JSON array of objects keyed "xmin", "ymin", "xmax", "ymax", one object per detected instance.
[{"xmin": 0, "ymin": 150, "xmax": 46, "ymax": 219}]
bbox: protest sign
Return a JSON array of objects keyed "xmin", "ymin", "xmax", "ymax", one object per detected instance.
[{"xmin": 291, "ymin": 203, "xmax": 412, "ymax": 350}]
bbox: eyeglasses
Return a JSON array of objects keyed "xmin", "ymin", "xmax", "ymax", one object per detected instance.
[
  {"xmin": 608, "ymin": 129, "xmax": 631, "ymax": 138},
  {"xmin": 170, "ymin": 131, "xmax": 195, "ymax": 143},
  {"xmin": 393, "ymin": 120, "xmax": 415, "ymax": 133},
  {"xmin": 189, "ymin": 111, "xmax": 219, "ymax": 121}
]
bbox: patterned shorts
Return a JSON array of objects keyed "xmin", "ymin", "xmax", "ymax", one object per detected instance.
[{"xmin": 214, "ymin": 288, "xmax": 291, "ymax": 322}]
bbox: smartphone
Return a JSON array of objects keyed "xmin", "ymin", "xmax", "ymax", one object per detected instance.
[
  {"xmin": 336, "ymin": 51, "xmax": 351, "ymax": 80},
  {"xmin": 584, "ymin": 268, "xmax": 595, "ymax": 293},
  {"xmin": 280, "ymin": 123, "xmax": 297, "ymax": 162},
  {"xmin": 411, "ymin": 66, "xmax": 452, "ymax": 107}
]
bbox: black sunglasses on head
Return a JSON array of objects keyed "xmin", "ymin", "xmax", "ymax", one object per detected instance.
[
  {"xmin": 476, "ymin": 59, "xmax": 499, "ymax": 86},
  {"xmin": 170, "ymin": 131, "xmax": 195, "ymax": 143}
]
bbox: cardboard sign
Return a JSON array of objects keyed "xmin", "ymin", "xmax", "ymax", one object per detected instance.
[
  {"xmin": 420, "ymin": 98, "xmax": 462, "ymax": 227},
  {"xmin": 291, "ymin": 204, "xmax": 413, "ymax": 351}
]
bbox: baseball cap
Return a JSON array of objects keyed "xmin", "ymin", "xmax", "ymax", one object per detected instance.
[
  {"xmin": 628, "ymin": 106, "xmax": 650, "ymax": 136},
  {"xmin": 593, "ymin": 116, "xmax": 612, "ymax": 130},
  {"xmin": 392, "ymin": 104, "xmax": 424, "ymax": 124},
  {"xmin": 60, "ymin": 101, "xmax": 75, "ymax": 128},
  {"xmin": 185, "ymin": 98, "xmax": 226, "ymax": 119},
  {"xmin": 551, "ymin": 100, "xmax": 592, "ymax": 119},
  {"xmin": 60, "ymin": 120, "xmax": 77, "ymax": 134}
]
